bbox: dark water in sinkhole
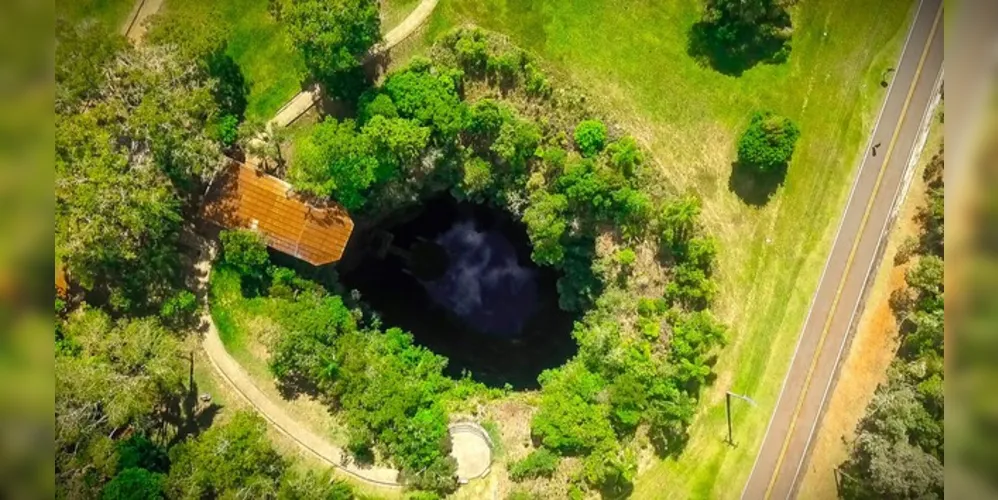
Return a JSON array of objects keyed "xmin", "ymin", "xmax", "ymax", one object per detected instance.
[{"xmin": 339, "ymin": 196, "xmax": 577, "ymax": 389}]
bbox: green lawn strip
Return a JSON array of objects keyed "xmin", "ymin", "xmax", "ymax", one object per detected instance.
[
  {"xmin": 421, "ymin": 0, "xmax": 915, "ymax": 497},
  {"xmin": 56, "ymin": 0, "xmax": 135, "ymax": 30},
  {"xmin": 381, "ymin": 0, "xmax": 421, "ymax": 34},
  {"xmin": 161, "ymin": 0, "xmax": 305, "ymax": 121}
]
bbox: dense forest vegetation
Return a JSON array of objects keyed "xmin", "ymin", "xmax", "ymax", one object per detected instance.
[
  {"xmin": 53, "ymin": 0, "xmax": 382, "ymax": 497},
  {"xmin": 55, "ymin": 0, "xmax": 742, "ymax": 495},
  {"xmin": 839, "ymin": 145, "xmax": 944, "ymax": 498},
  {"xmin": 214, "ymin": 26, "xmax": 729, "ymax": 497}
]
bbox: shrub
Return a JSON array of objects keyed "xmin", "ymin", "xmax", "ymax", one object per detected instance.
[
  {"xmin": 359, "ymin": 92, "xmax": 398, "ymax": 123},
  {"xmin": 459, "ymin": 156, "xmax": 494, "ymax": 200},
  {"xmin": 574, "ymin": 119, "xmax": 608, "ymax": 157},
  {"xmin": 607, "ymin": 137, "xmax": 643, "ymax": 177},
  {"xmin": 159, "ymin": 290, "xmax": 198, "ymax": 329},
  {"xmin": 452, "ymin": 28, "xmax": 490, "ymax": 74},
  {"xmin": 608, "ymin": 373, "xmax": 647, "ymax": 433},
  {"xmin": 615, "ymin": 248, "xmax": 637, "ymax": 267},
  {"xmin": 637, "ymin": 297, "xmax": 667, "ymax": 317},
  {"xmin": 506, "ymin": 490, "xmax": 540, "ymax": 500},
  {"xmin": 736, "ymin": 111, "xmax": 800, "ymax": 172},
  {"xmin": 214, "ymin": 113, "xmax": 240, "ymax": 147},
  {"xmin": 509, "ymin": 448, "xmax": 560, "ymax": 481},
  {"xmin": 219, "ymin": 229, "xmax": 269, "ymax": 282},
  {"xmin": 103, "ymin": 468, "xmax": 165, "ymax": 500},
  {"xmin": 531, "ymin": 363, "xmax": 615, "ymax": 454},
  {"xmin": 524, "ymin": 63, "xmax": 551, "ymax": 98}
]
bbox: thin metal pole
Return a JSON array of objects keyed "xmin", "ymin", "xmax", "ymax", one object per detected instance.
[{"xmin": 726, "ymin": 392, "xmax": 733, "ymax": 445}]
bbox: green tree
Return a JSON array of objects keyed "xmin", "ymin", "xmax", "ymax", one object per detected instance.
[
  {"xmin": 557, "ymin": 242, "xmax": 603, "ymax": 312},
  {"xmin": 329, "ymin": 327, "xmax": 456, "ymax": 492},
  {"xmin": 284, "ymin": 0, "xmax": 381, "ymax": 98},
  {"xmin": 56, "ymin": 44, "xmax": 223, "ymax": 311},
  {"xmin": 167, "ymin": 412, "xmax": 286, "ymax": 499},
  {"xmin": 239, "ymin": 118, "xmax": 290, "ymax": 172},
  {"xmin": 580, "ymin": 442, "xmax": 635, "ymax": 498},
  {"xmin": 491, "ymin": 116, "xmax": 541, "ymax": 173},
  {"xmin": 116, "ymin": 435, "xmax": 169, "ymax": 473},
  {"xmin": 361, "ymin": 115, "xmax": 431, "ymax": 181},
  {"xmin": 358, "ymin": 92, "xmax": 399, "ymax": 123},
  {"xmin": 522, "ymin": 191, "xmax": 569, "ymax": 266},
  {"xmin": 737, "ymin": 111, "xmax": 801, "ymax": 172},
  {"xmin": 841, "ymin": 381, "xmax": 943, "ymax": 499},
  {"xmin": 607, "ymin": 372, "xmax": 647, "ymax": 433},
  {"xmin": 466, "ymin": 99, "xmax": 510, "ymax": 140},
  {"xmin": 159, "ymin": 290, "xmax": 198, "ymax": 329},
  {"xmin": 574, "ymin": 119, "xmax": 608, "ymax": 157},
  {"xmin": 289, "ymin": 118, "xmax": 379, "ymax": 210},
  {"xmin": 668, "ymin": 310, "xmax": 727, "ymax": 389},
  {"xmin": 646, "ymin": 384, "xmax": 696, "ymax": 457},
  {"xmin": 55, "ymin": 19, "xmax": 126, "ymax": 113},
  {"xmin": 906, "ymin": 255, "xmax": 943, "ymax": 310},
  {"xmin": 87, "ymin": 46, "xmax": 225, "ymax": 188},
  {"xmin": 145, "ymin": 4, "xmax": 249, "ymax": 122},
  {"xmin": 267, "ymin": 294, "xmax": 358, "ymax": 395},
  {"xmin": 531, "ymin": 363, "xmax": 616, "ymax": 455},
  {"xmin": 690, "ymin": 0, "xmax": 794, "ymax": 75},
  {"xmin": 382, "ymin": 60, "xmax": 468, "ymax": 140},
  {"xmin": 659, "ymin": 195, "xmax": 702, "ymax": 249},
  {"xmin": 56, "ymin": 116, "xmax": 183, "ymax": 312},
  {"xmin": 102, "ymin": 468, "xmax": 165, "ymax": 500},
  {"xmin": 665, "ymin": 263, "xmax": 716, "ymax": 310}
]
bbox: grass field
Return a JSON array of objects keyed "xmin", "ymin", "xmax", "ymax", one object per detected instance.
[
  {"xmin": 415, "ymin": 0, "xmax": 915, "ymax": 497},
  {"xmin": 56, "ymin": 0, "xmax": 135, "ymax": 29},
  {"xmin": 161, "ymin": 0, "xmax": 306, "ymax": 121}
]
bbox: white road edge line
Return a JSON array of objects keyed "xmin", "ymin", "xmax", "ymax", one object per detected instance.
[
  {"xmin": 783, "ymin": 66, "xmax": 943, "ymax": 499},
  {"xmin": 739, "ymin": 0, "xmax": 926, "ymax": 496}
]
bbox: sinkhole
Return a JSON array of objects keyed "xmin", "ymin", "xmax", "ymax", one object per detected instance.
[{"xmin": 339, "ymin": 195, "xmax": 578, "ymax": 389}]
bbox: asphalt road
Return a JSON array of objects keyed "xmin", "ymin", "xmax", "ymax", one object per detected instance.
[{"xmin": 741, "ymin": 0, "xmax": 944, "ymax": 498}]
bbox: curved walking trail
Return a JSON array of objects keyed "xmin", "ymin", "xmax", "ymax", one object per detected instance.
[
  {"xmin": 193, "ymin": 241, "xmax": 402, "ymax": 487},
  {"xmin": 121, "ymin": 0, "xmax": 164, "ymax": 42},
  {"xmin": 194, "ymin": 233, "xmax": 492, "ymax": 488},
  {"xmin": 269, "ymin": 0, "xmax": 440, "ymax": 128}
]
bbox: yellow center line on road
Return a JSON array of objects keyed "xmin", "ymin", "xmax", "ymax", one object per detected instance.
[{"xmin": 762, "ymin": 5, "xmax": 943, "ymax": 499}]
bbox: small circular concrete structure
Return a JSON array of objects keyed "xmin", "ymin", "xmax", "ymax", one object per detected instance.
[{"xmin": 448, "ymin": 422, "xmax": 494, "ymax": 483}]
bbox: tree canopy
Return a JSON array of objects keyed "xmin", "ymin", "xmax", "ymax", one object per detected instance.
[
  {"xmin": 55, "ymin": 43, "xmax": 225, "ymax": 312},
  {"xmin": 56, "ymin": 310, "xmax": 186, "ymax": 496},
  {"xmin": 689, "ymin": 0, "xmax": 795, "ymax": 75},
  {"xmin": 284, "ymin": 0, "xmax": 381, "ymax": 98},
  {"xmin": 736, "ymin": 111, "xmax": 801, "ymax": 172},
  {"xmin": 166, "ymin": 412, "xmax": 287, "ymax": 499}
]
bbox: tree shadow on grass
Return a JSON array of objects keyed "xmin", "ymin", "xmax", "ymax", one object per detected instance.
[
  {"xmin": 728, "ymin": 161, "xmax": 786, "ymax": 206},
  {"xmin": 687, "ymin": 19, "xmax": 792, "ymax": 77}
]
